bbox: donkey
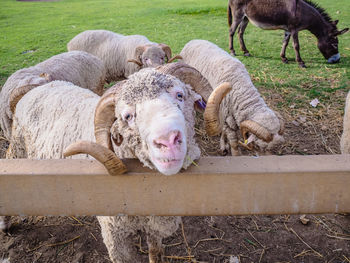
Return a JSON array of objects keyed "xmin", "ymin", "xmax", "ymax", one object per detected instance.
[{"xmin": 228, "ymin": 0, "xmax": 349, "ymax": 67}]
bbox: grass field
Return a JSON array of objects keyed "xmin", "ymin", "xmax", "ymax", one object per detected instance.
[{"xmin": 1, "ymin": 0, "xmax": 349, "ymax": 110}]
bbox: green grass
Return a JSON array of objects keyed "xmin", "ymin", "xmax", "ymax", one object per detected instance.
[{"xmin": 0, "ymin": 0, "xmax": 349, "ymax": 110}]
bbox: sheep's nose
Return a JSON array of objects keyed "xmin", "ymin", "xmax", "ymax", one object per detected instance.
[{"xmin": 153, "ymin": 131, "xmax": 182, "ymax": 150}]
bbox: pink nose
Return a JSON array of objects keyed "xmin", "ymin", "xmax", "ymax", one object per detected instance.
[{"xmin": 153, "ymin": 131, "xmax": 182, "ymax": 150}]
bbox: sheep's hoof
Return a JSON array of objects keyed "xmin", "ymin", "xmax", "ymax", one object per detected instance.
[
  {"xmin": 148, "ymin": 246, "xmax": 164, "ymax": 263},
  {"xmin": 220, "ymin": 149, "xmax": 228, "ymax": 156},
  {"xmin": 243, "ymin": 52, "xmax": 251, "ymax": 57},
  {"xmin": 0, "ymin": 216, "xmax": 11, "ymax": 234},
  {"xmin": 298, "ymin": 62, "xmax": 307, "ymax": 68}
]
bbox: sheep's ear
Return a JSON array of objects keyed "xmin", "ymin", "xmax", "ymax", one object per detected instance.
[
  {"xmin": 193, "ymin": 93, "xmax": 206, "ymax": 113},
  {"xmin": 39, "ymin": 72, "xmax": 53, "ymax": 82},
  {"xmin": 158, "ymin": 43, "xmax": 172, "ymax": 62},
  {"xmin": 194, "ymin": 99, "xmax": 206, "ymax": 113}
]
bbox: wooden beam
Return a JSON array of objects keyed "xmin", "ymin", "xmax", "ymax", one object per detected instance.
[{"xmin": 0, "ymin": 155, "xmax": 349, "ymax": 216}]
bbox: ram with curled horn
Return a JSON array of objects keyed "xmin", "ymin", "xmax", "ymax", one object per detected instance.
[
  {"xmin": 181, "ymin": 39, "xmax": 285, "ymax": 155},
  {"xmin": 0, "ymin": 51, "xmax": 106, "ymax": 141},
  {"xmin": 68, "ymin": 29, "xmax": 182, "ymax": 83},
  {"xmin": 6, "ymin": 62, "xmax": 229, "ymax": 262}
]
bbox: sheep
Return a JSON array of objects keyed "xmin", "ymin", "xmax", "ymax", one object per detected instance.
[
  {"xmin": 6, "ymin": 63, "xmax": 228, "ymax": 262},
  {"xmin": 340, "ymin": 91, "xmax": 350, "ymax": 154},
  {"xmin": 180, "ymin": 39, "xmax": 284, "ymax": 155},
  {"xmin": 0, "ymin": 50, "xmax": 106, "ymax": 141},
  {"xmin": 67, "ymin": 30, "xmax": 182, "ymax": 83}
]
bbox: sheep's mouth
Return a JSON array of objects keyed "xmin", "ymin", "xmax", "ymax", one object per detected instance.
[
  {"xmin": 151, "ymin": 156, "xmax": 185, "ymax": 175},
  {"xmin": 154, "ymin": 158, "xmax": 183, "ymax": 168},
  {"xmin": 156, "ymin": 157, "xmax": 182, "ymax": 164}
]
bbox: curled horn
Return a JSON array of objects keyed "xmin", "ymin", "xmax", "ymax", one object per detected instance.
[
  {"xmin": 94, "ymin": 82, "xmax": 124, "ymax": 150},
  {"xmin": 167, "ymin": 55, "xmax": 183, "ymax": 63},
  {"xmin": 156, "ymin": 62, "xmax": 212, "ymax": 102},
  {"xmin": 158, "ymin": 43, "xmax": 172, "ymax": 62},
  {"xmin": 64, "ymin": 140, "xmax": 127, "ymax": 175},
  {"xmin": 203, "ymin": 82, "xmax": 232, "ymax": 136},
  {"xmin": 127, "ymin": 59, "xmax": 143, "ymax": 67},
  {"xmin": 9, "ymin": 84, "xmax": 38, "ymax": 114},
  {"xmin": 240, "ymin": 120, "xmax": 273, "ymax": 143},
  {"xmin": 9, "ymin": 73, "xmax": 52, "ymax": 114},
  {"xmin": 131, "ymin": 45, "xmax": 147, "ymax": 67}
]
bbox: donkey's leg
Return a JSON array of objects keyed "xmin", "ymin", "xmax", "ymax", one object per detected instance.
[
  {"xmin": 228, "ymin": 5, "xmax": 245, "ymax": 56},
  {"xmin": 229, "ymin": 21, "xmax": 242, "ymax": 56},
  {"xmin": 238, "ymin": 16, "xmax": 251, "ymax": 56},
  {"xmin": 280, "ymin": 31, "xmax": 291, "ymax": 63},
  {"xmin": 291, "ymin": 31, "xmax": 306, "ymax": 68}
]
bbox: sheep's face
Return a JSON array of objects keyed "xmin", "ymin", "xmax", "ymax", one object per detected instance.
[
  {"xmin": 111, "ymin": 69, "xmax": 201, "ymax": 175},
  {"xmin": 141, "ymin": 46, "xmax": 167, "ymax": 67},
  {"xmin": 246, "ymin": 112, "xmax": 284, "ymax": 152},
  {"xmin": 247, "ymin": 133, "xmax": 285, "ymax": 152},
  {"xmin": 16, "ymin": 71, "xmax": 51, "ymax": 89}
]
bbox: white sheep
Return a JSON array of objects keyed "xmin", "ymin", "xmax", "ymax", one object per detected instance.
[
  {"xmin": 6, "ymin": 64, "xmax": 227, "ymax": 262},
  {"xmin": 0, "ymin": 50, "xmax": 106, "ymax": 141},
  {"xmin": 180, "ymin": 39, "xmax": 284, "ymax": 155},
  {"xmin": 340, "ymin": 91, "xmax": 350, "ymax": 154},
  {"xmin": 67, "ymin": 30, "xmax": 181, "ymax": 83}
]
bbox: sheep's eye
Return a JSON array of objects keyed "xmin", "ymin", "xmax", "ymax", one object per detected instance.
[
  {"xmin": 176, "ymin": 92, "xmax": 184, "ymax": 101},
  {"xmin": 124, "ymin": 113, "xmax": 133, "ymax": 121}
]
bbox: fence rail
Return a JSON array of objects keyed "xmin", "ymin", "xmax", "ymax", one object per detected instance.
[{"xmin": 0, "ymin": 155, "xmax": 349, "ymax": 216}]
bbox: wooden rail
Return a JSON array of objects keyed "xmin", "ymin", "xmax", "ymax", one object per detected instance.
[{"xmin": 0, "ymin": 155, "xmax": 349, "ymax": 216}]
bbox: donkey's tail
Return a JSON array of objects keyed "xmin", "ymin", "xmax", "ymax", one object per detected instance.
[{"xmin": 227, "ymin": 3, "xmax": 232, "ymax": 27}]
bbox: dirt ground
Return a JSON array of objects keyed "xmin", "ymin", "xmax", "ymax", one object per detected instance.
[{"xmin": 0, "ymin": 85, "xmax": 349, "ymax": 262}]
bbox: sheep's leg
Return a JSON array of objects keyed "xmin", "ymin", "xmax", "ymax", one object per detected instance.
[
  {"xmin": 147, "ymin": 235, "xmax": 164, "ymax": 263},
  {"xmin": 0, "ymin": 216, "xmax": 10, "ymax": 232},
  {"xmin": 238, "ymin": 16, "xmax": 250, "ymax": 56},
  {"xmin": 280, "ymin": 31, "xmax": 291, "ymax": 64},
  {"xmin": 97, "ymin": 216, "xmax": 145, "ymax": 263},
  {"xmin": 219, "ymin": 133, "xmax": 230, "ymax": 156},
  {"xmin": 291, "ymin": 30, "xmax": 306, "ymax": 68},
  {"xmin": 223, "ymin": 126, "xmax": 240, "ymax": 156}
]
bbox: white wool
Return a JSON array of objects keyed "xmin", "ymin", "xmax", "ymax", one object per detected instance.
[
  {"xmin": 0, "ymin": 51, "xmax": 106, "ymax": 140},
  {"xmin": 7, "ymin": 69, "xmax": 202, "ymax": 263},
  {"xmin": 8, "ymin": 81, "xmax": 97, "ymax": 159},
  {"xmin": 180, "ymin": 39, "xmax": 284, "ymax": 154},
  {"xmin": 67, "ymin": 30, "xmax": 169, "ymax": 82},
  {"xmin": 340, "ymin": 91, "xmax": 350, "ymax": 154}
]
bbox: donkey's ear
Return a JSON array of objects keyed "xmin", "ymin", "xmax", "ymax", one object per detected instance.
[
  {"xmin": 337, "ymin": 28, "xmax": 349, "ymax": 35},
  {"xmin": 332, "ymin": 20, "xmax": 339, "ymax": 26}
]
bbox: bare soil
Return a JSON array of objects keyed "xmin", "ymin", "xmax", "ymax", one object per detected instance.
[{"xmin": 0, "ymin": 85, "xmax": 349, "ymax": 262}]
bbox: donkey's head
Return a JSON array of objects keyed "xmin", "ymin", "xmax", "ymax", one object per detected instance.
[{"xmin": 318, "ymin": 20, "xmax": 349, "ymax": 63}]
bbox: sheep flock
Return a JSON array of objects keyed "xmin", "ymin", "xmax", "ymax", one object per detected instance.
[{"xmin": 0, "ymin": 18, "xmax": 348, "ymax": 263}]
